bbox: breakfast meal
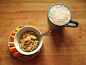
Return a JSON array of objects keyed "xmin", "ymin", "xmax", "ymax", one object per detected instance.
[
  {"xmin": 9, "ymin": 26, "xmax": 41, "ymax": 59},
  {"xmin": 19, "ymin": 31, "xmax": 39, "ymax": 52},
  {"xmin": 49, "ymin": 4, "xmax": 71, "ymax": 25}
]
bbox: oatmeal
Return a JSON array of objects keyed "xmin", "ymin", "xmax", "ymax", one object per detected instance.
[{"xmin": 19, "ymin": 31, "xmax": 39, "ymax": 52}]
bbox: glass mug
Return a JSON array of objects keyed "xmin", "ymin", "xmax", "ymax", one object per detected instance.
[{"xmin": 47, "ymin": 3, "xmax": 79, "ymax": 31}]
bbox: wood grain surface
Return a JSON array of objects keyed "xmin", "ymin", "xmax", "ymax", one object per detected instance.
[{"xmin": 0, "ymin": 0, "xmax": 86, "ymax": 65}]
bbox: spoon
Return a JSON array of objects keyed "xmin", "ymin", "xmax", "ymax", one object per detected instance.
[{"xmin": 37, "ymin": 30, "xmax": 52, "ymax": 39}]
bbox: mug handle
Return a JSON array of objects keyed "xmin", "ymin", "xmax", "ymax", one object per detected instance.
[{"xmin": 67, "ymin": 19, "xmax": 79, "ymax": 27}]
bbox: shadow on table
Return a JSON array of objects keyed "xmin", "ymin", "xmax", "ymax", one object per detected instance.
[
  {"xmin": 51, "ymin": 30, "xmax": 65, "ymax": 44},
  {"xmin": 50, "ymin": 30, "xmax": 67, "ymax": 52}
]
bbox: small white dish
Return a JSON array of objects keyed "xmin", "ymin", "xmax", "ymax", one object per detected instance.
[{"xmin": 14, "ymin": 25, "xmax": 43, "ymax": 55}]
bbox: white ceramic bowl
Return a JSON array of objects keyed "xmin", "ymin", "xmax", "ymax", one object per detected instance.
[{"xmin": 14, "ymin": 25, "xmax": 43, "ymax": 55}]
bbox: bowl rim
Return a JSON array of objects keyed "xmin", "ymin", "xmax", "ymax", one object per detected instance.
[
  {"xmin": 47, "ymin": 3, "xmax": 72, "ymax": 26},
  {"xmin": 14, "ymin": 25, "xmax": 43, "ymax": 55}
]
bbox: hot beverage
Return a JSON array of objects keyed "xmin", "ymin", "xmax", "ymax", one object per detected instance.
[{"xmin": 49, "ymin": 4, "xmax": 71, "ymax": 25}]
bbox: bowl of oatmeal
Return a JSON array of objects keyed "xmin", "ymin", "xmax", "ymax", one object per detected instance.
[{"xmin": 14, "ymin": 25, "xmax": 43, "ymax": 55}]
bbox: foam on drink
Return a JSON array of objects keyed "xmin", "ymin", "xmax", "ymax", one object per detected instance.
[{"xmin": 49, "ymin": 5, "xmax": 71, "ymax": 25}]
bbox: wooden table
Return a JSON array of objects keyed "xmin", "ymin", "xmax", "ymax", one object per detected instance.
[{"xmin": 0, "ymin": 0, "xmax": 86, "ymax": 65}]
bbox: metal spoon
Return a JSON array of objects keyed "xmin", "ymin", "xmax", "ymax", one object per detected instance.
[{"xmin": 37, "ymin": 30, "xmax": 52, "ymax": 39}]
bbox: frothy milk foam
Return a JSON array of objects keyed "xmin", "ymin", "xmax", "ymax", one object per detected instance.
[{"xmin": 49, "ymin": 5, "xmax": 71, "ymax": 25}]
